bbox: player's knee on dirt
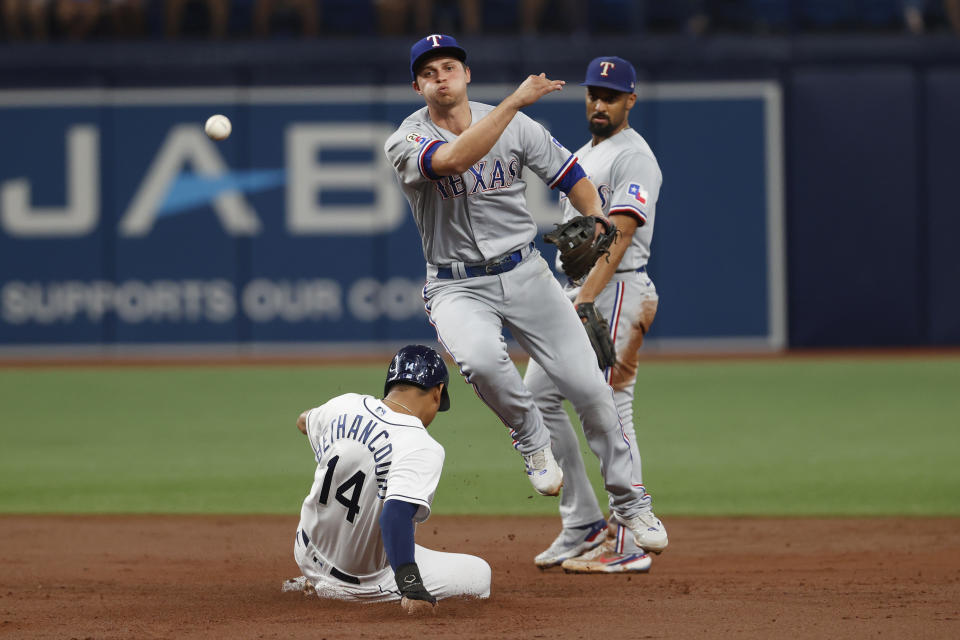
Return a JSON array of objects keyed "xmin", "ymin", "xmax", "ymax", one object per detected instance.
[{"xmin": 467, "ymin": 556, "xmax": 492, "ymax": 598}]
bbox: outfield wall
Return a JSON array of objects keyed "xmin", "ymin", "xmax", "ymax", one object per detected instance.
[
  {"xmin": 787, "ymin": 67, "xmax": 960, "ymax": 347},
  {"xmin": 0, "ymin": 83, "xmax": 783, "ymax": 352},
  {"xmin": 1, "ymin": 36, "xmax": 958, "ymax": 351}
]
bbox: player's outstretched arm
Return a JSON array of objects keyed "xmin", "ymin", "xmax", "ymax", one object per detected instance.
[
  {"xmin": 381, "ymin": 499, "xmax": 438, "ymax": 614},
  {"xmin": 430, "ymin": 73, "xmax": 565, "ymax": 176}
]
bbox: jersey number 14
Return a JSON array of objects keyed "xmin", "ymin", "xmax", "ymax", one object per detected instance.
[{"xmin": 318, "ymin": 455, "xmax": 365, "ymax": 523}]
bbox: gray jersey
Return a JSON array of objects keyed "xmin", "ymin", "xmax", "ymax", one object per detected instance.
[
  {"xmin": 558, "ymin": 128, "xmax": 662, "ymax": 272},
  {"xmin": 385, "ymin": 101, "xmax": 577, "ymax": 267},
  {"xmin": 298, "ymin": 393, "xmax": 444, "ymax": 579}
]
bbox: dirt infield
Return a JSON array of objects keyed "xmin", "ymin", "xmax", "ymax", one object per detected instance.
[{"xmin": 2, "ymin": 516, "xmax": 958, "ymax": 639}]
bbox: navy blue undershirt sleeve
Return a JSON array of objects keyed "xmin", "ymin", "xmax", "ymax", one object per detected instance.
[{"xmin": 380, "ymin": 499, "xmax": 419, "ymax": 570}]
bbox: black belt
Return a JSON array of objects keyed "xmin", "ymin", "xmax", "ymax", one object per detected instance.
[
  {"xmin": 436, "ymin": 243, "xmax": 533, "ymax": 279},
  {"xmin": 330, "ymin": 567, "xmax": 360, "ymax": 585},
  {"xmin": 300, "ymin": 529, "xmax": 360, "ymax": 585}
]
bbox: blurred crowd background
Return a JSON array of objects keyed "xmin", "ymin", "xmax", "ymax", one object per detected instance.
[{"xmin": 2, "ymin": 0, "xmax": 959, "ymax": 42}]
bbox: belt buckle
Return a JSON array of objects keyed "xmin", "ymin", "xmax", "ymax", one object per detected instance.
[{"xmin": 484, "ymin": 256, "xmax": 509, "ymax": 274}]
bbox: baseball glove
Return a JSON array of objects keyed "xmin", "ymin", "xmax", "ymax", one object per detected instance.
[
  {"xmin": 543, "ymin": 216, "xmax": 618, "ymax": 281},
  {"xmin": 576, "ymin": 302, "xmax": 616, "ymax": 370}
]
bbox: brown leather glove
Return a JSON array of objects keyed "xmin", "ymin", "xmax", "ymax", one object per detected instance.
[{"xmin": 576, "ymin": 302, "xmax": 616, "ymax": 370}]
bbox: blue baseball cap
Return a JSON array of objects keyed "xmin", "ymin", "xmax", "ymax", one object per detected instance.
[
  {"xmin": 581, "ymin": 56, "xmax": 637, "ymax": 94},
  {"xmin": 410, "ymin": 34, "xmax": 467, "ymax": 80}
]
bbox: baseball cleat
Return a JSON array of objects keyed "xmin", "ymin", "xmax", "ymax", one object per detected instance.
[
  {"xmin": 534, "ymin": 519, "xmax": 609, "ymax": 569},
  {"xmin": 620, "ymin": 510, "xmax": 668, "ymax": 554},
  {"xmin": 523, "ymin": 446, "xmax": 563, "ymax": 496},
  {"xmin": 561, "ymin": 538, "xmax": 652, "ymax": 574}
]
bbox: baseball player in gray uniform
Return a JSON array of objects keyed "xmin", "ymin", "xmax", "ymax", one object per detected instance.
[
  {"xmin": 291, "ymin": 345, "xmax": 490, "ymax": 613},
  {"xmin": 383, "ymin": 35, "xmax": 666, "ymax": 553},
  {"xmin": 525, "ymin": 57, "xmax": 666, "ymax": 573}
]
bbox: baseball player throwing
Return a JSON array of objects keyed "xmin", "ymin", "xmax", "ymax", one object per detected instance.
[
  {"xmin": 383, "ymin": 35, "xmax": 665, "ymax": 553},
  {"xmin": 525, "ymin": 56, "xmax": 666, "ymax": 573},
  {"xmin": 292, "ymin": 345, "xmax": 491, "ymax": 611}
]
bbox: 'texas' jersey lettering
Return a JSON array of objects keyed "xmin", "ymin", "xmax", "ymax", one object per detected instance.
[
  {"xmin": 319, "ymin": 412, "xmax": 393, "ymax": 499},
  {"xmin": 434, "ymin": 157, "xmax": 520, "ymax": 199}
]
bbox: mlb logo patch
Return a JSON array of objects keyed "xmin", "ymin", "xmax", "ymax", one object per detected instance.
[
  {"xmin": 628, "ymin": 183, "xmax": 648, "ymax": 205},
  {"xmin": 551, "ymin": 137, "xmax": 565, "ymax": 150},
  {"xmin": 407, "ymin": 133, "xmax": 430, "ymax": 145}
]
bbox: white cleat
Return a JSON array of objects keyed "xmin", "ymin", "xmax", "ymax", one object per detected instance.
[
  {"xmin": 620, "ymin": 511, "xmax": 668, "ymax": 554},
  {"xmin": 523, "ymin": 446, "xmax": 563, "ymax": 496},
  {"xmin": 534, "ymin": 519, "xmax": 608, "ymax": 569},
  {"xmin": 561, "ymin": 538, "xmax": 653, "ymax": 574}
]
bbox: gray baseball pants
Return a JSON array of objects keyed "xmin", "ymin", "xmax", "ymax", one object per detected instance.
[
  {"xmin": 524, "ymin": 270, "xmax": 658, "ymax": 527},
  {"xmin": 423, "ymin": 249, "xmax": 649, "ymax": 518}
]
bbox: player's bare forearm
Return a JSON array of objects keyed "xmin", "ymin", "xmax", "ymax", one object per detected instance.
[
  {"xmin": 431, "ymin": 106, "xmax": 519, "ymax": 174},
  {"xmin": 574, "ymin": 214, "xmax": 638, "ymax": 304},
  {"xmin": 431, "ymin": 74, "xmax": 564, "ymax": 175},
  {"xmin": 565, "ymin": 176, "xmax": 605, "ymax": 219},
  {"xmin": 574, "ymin": 239, "xmax": 621, "ymax": 304}
]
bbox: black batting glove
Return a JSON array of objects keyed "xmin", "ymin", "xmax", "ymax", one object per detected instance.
[{"xmin": 394, "ymin": 562, "xmax": 437, "ymax": 604}]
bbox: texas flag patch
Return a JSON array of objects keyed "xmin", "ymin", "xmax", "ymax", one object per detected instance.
[{"xmin": 628, "ymin": 183, "xmax": 648, "ymax": 205}]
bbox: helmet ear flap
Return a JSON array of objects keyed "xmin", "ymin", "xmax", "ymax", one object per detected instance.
[{"xmin": 438, "ymin": 382, "xmax": 451, "ymax": 412}]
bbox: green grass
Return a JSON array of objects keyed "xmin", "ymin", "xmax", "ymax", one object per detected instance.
[{"xmin": 1, "ymin": 356, "xmax": 958, "ymax": 516}]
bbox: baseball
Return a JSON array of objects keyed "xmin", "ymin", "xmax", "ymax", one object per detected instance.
[{"xmin": 204, "ymin": 114, "xmax": 232, "ymax": 141}]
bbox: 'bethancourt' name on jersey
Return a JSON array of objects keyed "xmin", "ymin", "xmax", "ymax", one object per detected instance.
[
  {"xmin": 315, "ymin": 408, "xmax": 394, "ymax": 499},
  {"xmin": 299, "ymin": 393, "xmax": 444, "ymax": 578}
]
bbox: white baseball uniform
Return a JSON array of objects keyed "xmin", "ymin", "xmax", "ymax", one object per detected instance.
[
  {"xmin": 383, "ymin": 101, "xmax": 651, "ymax": 520},
  {"xmin": 294, "ymin": 392, "xmax": 490, "ymax": 601},
  {"xmin": 525, "ymin": 126, "xmax": 663, "ymax": 529}
]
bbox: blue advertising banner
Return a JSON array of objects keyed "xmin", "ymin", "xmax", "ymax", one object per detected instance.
[{"xmin": 0, "ymin": 83, "xmax": 783, "ymax": 352}]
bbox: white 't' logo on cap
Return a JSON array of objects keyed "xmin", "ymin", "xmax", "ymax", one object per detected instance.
[
  {"xmin": 427, "ymin": 34, "xmax": 443, "ymax": 47},
  {"xmin": 599, "ymin": 61, "xmax": 616, "ymax": 77}
]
